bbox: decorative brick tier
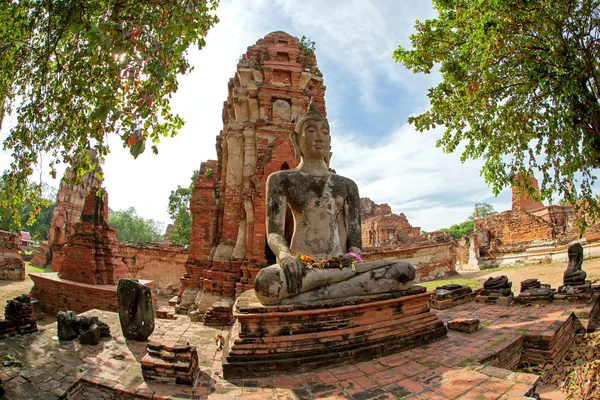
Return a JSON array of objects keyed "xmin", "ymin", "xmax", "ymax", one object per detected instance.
[
  {"xmin": 223, "ymin": 287, "xmax": 447, "ymax": 378},
  {"xmin": 140, "ymin": 340, "xmax": 199, "ymax": 386},
  {"xmin": 29, "ymin": 272, "xmax": 152, "ymax": 315},
  {"xmin": 475, "ymin": 289, "xmax": 514, "ymax": 306}
]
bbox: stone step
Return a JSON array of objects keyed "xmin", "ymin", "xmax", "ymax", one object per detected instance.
[
  {"xmin": 156, "ymin": 306, "xmax": 177, "ymax": 320},
  {"xmin": 168, "ymin": 296, "xmax": 178, "ymax": 307}
]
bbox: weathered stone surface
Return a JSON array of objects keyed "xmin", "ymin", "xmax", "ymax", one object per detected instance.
[
  {"xmin": 56, "ymin": 188, "xmax": 127, "ymax": 285},
  {"xmin": 484, "ymin": 275, "xmax": 511, "ymax": 290},
  {"xmin": 0, "ymin": 231, "xmax": 25, "ymax": 281},
  {"xmin": 520, "ymin": 278, "xmax": 541, "ymax": 292},
  {"xmin": 57, "ymin": 311, "xmax": 78, "ymax": 341},
  {"xmin": 252, "ymin": 100, "xmax": 418, "ymax": 305},
  {"xmin": 447, "ymin": 318, "xmax": 479, "ymax": 333},
  {"xmin": 515, "ymin": 286, "xmax": 555, "ymax": 305},
  {"xmin": 117, "ymin": 279, "xmax": 155, "ymax": 341},
  {"xmin": 179, "ymin": 31, "xmax": 328, "ymax": 308},
  {"xmin": 79, "ymin": 324, "xmax": 101, "ymax": 345},
  {"xmin": 476, "ymin": 279, "xmax": 514, "ymax": 305}
]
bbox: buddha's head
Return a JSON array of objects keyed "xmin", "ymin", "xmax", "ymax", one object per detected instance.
[{"xmin": 292, "ymin": 101, "xmax": 331, "ymax": 163}]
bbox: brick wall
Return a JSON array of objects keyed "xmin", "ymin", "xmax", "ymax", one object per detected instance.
[
  {"xmin": 29, "ymin": 273, "xmax": 119, "ymax": 314},
  {"xmin": 119, "ymin": 242, "xmax": 187, "ymax": 295},
  {"xmin": 363, "ymin": 243, "xmax": 456, "ymax": 282}
]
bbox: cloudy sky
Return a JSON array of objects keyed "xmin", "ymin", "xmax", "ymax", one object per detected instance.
[{"xmin": 1, "ymin": 0, "xmax": 515, "ymax": 232}]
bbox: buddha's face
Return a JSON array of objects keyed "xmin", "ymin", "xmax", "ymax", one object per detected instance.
[{"xmin": 297, "ymin": 118, "xmax": 330, "ymax": 161}]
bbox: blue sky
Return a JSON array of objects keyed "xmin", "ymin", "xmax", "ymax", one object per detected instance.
[{"xmin": 0, "ymin": 0, "xmax": 515, "ymax": 232}]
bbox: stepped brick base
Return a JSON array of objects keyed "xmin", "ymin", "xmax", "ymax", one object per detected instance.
[
  {"xmin": 140, "ymin": 340, "xmax": 199, "ymax": 386},
  {"xmin": 156, "ymin": 306, "xmax": 177, "ymax": 320},
  {"xmin": 476, "ymin": 289, "xmax": 514, "ymax": 306},
  {"xmin": 203, "ymin": 301, "xmax": 234, "ymax": 326},
  {"xmin": 223, "ymin": 286, "xmax": 447, "ymax": 378},
  {"xmin": 522, "ymin": 314, "xmax": 576, "ymax": 366}
]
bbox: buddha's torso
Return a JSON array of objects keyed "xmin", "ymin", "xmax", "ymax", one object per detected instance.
[{"xmin": 279, "ymin": 171, "xmax": 350, "ymax": 260}]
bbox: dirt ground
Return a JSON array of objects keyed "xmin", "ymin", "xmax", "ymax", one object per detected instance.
[{"xmin": 0, "ymin": 265, "xmax": 37, "ymax": 306}]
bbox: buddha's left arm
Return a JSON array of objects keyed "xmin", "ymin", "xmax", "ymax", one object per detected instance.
[{"xmin": 346, "ymin": 180, "xmax": 362, "ymax": 252}]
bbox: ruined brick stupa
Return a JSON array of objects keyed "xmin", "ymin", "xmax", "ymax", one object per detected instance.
[{"xmin": 178, "ymin": 31, "xmax": 327, "ymax": 312}]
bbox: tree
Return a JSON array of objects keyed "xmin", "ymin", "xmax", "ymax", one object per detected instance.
[
  {"xmin": 468, "ymin": 202, "xmax": 499, "ymax": 221},
  {"xmin": 394, "ymin": 0, "xmax": 600, "ymax": 230},
  {"xmin": 0, "ymin": 177, "xmax": 56, "ymax": 241},
  {"xmin": 439, "ymin": 220, "xmax": 474, "ymax": 239},
  {"xmin": 167, "ymin": 170, "xmax": 199, "ymax": 245},
  {"xmin": 0, "ymin": 0, "xmax": 219, "ymax": 228},
  {"xmin": 109, "ymin": 206, "xmax": 163, "ymax": 242}
]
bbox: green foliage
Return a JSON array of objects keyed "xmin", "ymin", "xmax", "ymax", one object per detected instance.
[
  {"xmin": 439, "ymin": 219, "xmax": 474, "ymax": 239},
  {"xmin": 468, "ymin": 202, "xmax": 498, "ymax": 221},
  {"xmin": 394, "ymin": 0, "xmax": 600, "ymax": 231},
  {"xmin": 299, "ymin": 35, "xmax": 316, "ymax": 57},
  {"xmin": 0, "ymin": 0, "xmax": 219, "ymax": 229},
  {"xmin": 109, "ymin": 206, "xmax": 163, "ymax": 242},
  {"xmin": 167, "ymin": 170, "xmax": 198, "ymax": 246},
  {"xmin": 0, "ymin": 178, "xmax": 55, "ymax": 241}
]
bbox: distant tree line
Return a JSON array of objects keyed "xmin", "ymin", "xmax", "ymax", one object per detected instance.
[{"xmin": 437, "ymin": 202, "xmax": 498, "ymax": 239}]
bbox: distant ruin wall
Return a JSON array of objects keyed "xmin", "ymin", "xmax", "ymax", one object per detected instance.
[
  {"xmin": 119, "ymin": 243, "xmax": 187, "ymax": 295},
  {"xmin": 0, "ymin": 231, "xmax": 25, "ymax": 281},
  {"xmin": 475, "ymin": 209, "xmax": 555, "ymax": 253},
  {"xmin": 363, "ymin": 243, "xmax": 456, "ymax": 282}
]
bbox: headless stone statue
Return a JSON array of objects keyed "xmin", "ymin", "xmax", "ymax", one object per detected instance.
[
  {"xmin": 254, "ymin": 102, "xmax": 415, "ymax": 305},
  {"xmin": 563, "ymin": 243, "xmax": 586, "ymax": 286},
  {"xmin": 117, "ymin": 279, "xmax": 155, "ymax": 341}
]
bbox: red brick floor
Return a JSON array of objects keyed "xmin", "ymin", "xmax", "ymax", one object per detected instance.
[{"xmin": 0, "ymin": 300, "xmax": 590, "ymax": 399}]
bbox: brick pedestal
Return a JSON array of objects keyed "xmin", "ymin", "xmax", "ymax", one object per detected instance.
[
  {"xmin": 223, "ymin": 287, "xmax": 447, "ymax": 378},
  {"xmin": 141, "ymin": 340, "xmax": 199, "ymax": 386}
]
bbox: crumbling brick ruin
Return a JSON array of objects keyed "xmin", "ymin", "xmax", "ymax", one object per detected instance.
[
  {"xmin": 31, "ymin": 164, "xmax": 102, "ymax": 269},
  {"xmin": 179, "ymin": 31, "xmax": 327, "ymax": 312},
  {"xmin": 54, "ymin": 188, "xmax": 127, "ymax": 285},
  {"xmin": 0, "ymin": 231, "xmax": 25, "ymax": 281}
]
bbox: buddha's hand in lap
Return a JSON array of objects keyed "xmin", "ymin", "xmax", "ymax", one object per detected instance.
[{"xmin": 280, "ymin": 255, "xmax": 306, "ymax": 295}]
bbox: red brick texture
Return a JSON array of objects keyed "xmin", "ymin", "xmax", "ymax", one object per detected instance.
[
  {"xmin": 181, "ymin": 32, "xmax": 327, "ymax": 301},
  {"xmin": 56, "ymin": 188, "xmax": 127, "ymax": 285},
  {"xmin": 0, "ymin": 231, "xmax": 25, "ymax": 281},
  {"xmin": 223, "ymin": 287, "xmax": 447, "ymax": 378}
]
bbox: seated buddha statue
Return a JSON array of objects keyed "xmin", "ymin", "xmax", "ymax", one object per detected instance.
[{"xmin": 254, "ymin": 102, "xmax": 415, "ymax": 305}]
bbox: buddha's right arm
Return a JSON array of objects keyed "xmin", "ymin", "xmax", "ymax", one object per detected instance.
[{"xmin": 266, "ymin": 173, "xmax": 292, "ymax": 261}]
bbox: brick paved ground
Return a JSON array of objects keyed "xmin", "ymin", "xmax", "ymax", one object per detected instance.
[{"xmin": 0, "ymin": 300, "xmax": 590, "ymax": 400}]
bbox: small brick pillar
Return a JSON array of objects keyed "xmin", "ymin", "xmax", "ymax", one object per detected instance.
[{"xmin": 141, "ymin": 340, "xmax": 199, "ymax": 386}]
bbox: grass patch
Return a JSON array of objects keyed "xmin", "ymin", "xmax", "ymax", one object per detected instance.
[
  {"xmin": 487, "ymin": 336, "xmax": 509, "ymax": 348},
  {"xmin": 516, "ymin": 328, "xmax": 530, "ymax": 335},
  {"xmin": 419, "ymin": 278, "xmax": 480, "ymax": 292},
  {"xmin": 25, "ymin": 263, "xmax": 48, "ymax": 274}
]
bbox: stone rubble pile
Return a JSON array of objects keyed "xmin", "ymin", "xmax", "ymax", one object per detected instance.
[
  {"xmin": 57, "ymin": 311, "xmax": 111, "ymax": 345},
  {"xmin": 0, "ymin": 294, "xmax": 38, "ymax": 338}
]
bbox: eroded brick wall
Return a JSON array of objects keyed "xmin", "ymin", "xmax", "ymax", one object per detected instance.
[
  {"xmin": 363, "ymin": 243, "xmax": 456, "ymax": 282},
  {"xmin": 0, "ymin": 231, "xmax": 25, "ymax": 281},
  {"xmin": 120, "ymin": 242, "xmax": 187, "ymax": 295}
]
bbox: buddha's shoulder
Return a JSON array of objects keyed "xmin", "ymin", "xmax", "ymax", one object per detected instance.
[{"xmin": 330, "ymin": 173, "xmax": 358, "ymax": 188}]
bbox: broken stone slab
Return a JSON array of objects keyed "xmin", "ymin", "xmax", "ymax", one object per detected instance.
[
  {"xmin": 117, "ymin": 279, "xmax": 155, "ymax": 341},
  {"xmin": 484, "ymin": 275, "xmax": 511, "ymax": 290},
  {"xmin": 432, "ymin": 284, "xmax": 473, "ymax": 301},
  {"xmin": 79, "ymin": 324, "xmax": 101, "ymax": 345},
  {"xmin": 447, "ymin": 318, "xmax": 480, "ymax": 333}
]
